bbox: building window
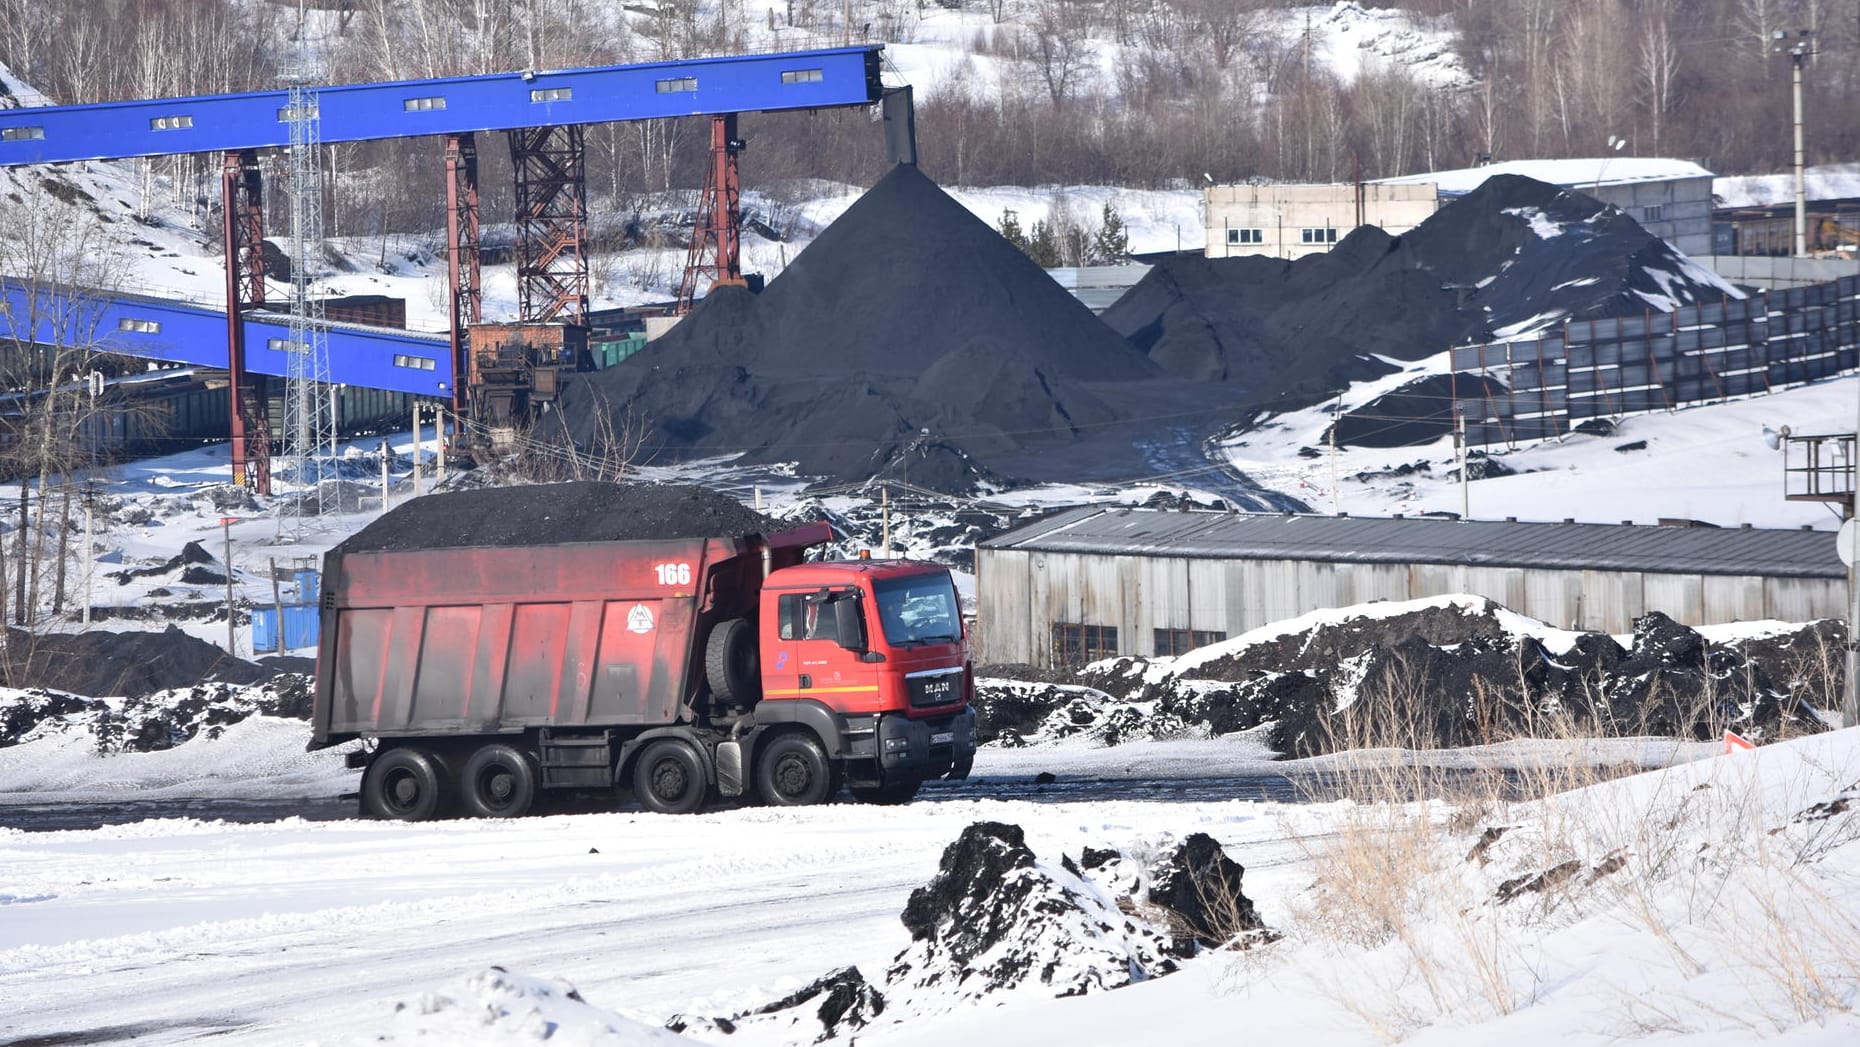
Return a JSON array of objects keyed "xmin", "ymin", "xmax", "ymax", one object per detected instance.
[
  {"xmin": 118, "ymin": 318, "xmax": 160, "ymax": 334},
  {"xmin": 392, "ymin": 354, "xmax": 436, "ymax": 371},
  {"xmin": 149, "ymin": 114, "xmax": 194, "ymax": 131},
  {"xmin": 1153, "ymin": 628, "xmax": 1227, "ymax": 657},
  {"xmin": 269, "ymin": 338, "xmax": 307, "ymax": 353},
  {"xmin": 0, "ymin": 126, "xmax": 45, "ymax": 141},
  {"xmin": 1226, "ymin": 227, "xmax": 1263, "ymax": 245},
  {"xmin": 403, "ymin": 96, "xmax": 446, "ymax": 112},
  {"xmin": 1300, "ymin": 226, "xmax": 1338, "ymax": 245},
  {"xmin": 781, "ymin": 68, "xmax": 823, "ymax": 84},
  {"xmin": 1052, "ymin": 622, "xmax": 1119, "ymax": 665},
  {"xmin": 1642, "ymin": 204, "xmax": 1665, "ymax": 223},
  {"xmin": 529, "ymin": 87, "xmax": 572, "ymax": 103},
  {"xmin": 276, "ymin": 105, "xmax": 319, "ymax": 122},
  {"xmin": 656, "ymin": 77, "xmax": 698, "ymax": 93}
]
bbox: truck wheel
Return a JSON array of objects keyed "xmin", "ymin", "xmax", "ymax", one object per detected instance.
[
  {"xmin": 361, "ymin": 747, "xmax": 450, "ymax": 821},
  {"xmin": 705, "ymin": 618, "xmax": 758, "ymax": 704},
  {"xmin": 849, "ymin": 780, "xmax": 921, "ymax": 805},
  {"xmin": 633, "ymin": 739, "xmax": 709, "ymax": 815},
  {"xmin": 459, "ymin": 743, "xmax": 538, "ymax": 818},
  {"xmin": 755, "ymin": 733, "xmax": 838, "ymax": 806}
]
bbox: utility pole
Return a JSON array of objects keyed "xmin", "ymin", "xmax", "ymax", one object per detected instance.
[
  {"xmin": 1773, "ymin": 30, "xmax": 1816, "ymax": 257},
  {"xmin": 1328, "ymin": 397, "xmax": 1340, "ymax": 516},
  {"xmin": 1457, "ymin": 411, "xmax": 1470, "ymax": 520},
  {"xmin": 80, "ymin": 486, "xmax": 94, "ymax": 626},
  {"xmin": 221, "ymin": 516, "xmax": 239, "ymax": 656}
]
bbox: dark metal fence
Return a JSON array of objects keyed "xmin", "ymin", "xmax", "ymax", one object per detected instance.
[{"xmin": 1452, "ymin": 275, "xmax": 1860, "ymax": 447}]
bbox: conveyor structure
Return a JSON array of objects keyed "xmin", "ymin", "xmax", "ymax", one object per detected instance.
[{"xmin": 0, "ymin": 46, "xmax": 887, "ymax": 490}]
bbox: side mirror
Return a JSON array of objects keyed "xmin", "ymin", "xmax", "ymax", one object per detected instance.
[{"xmin": 833, "ymin": 595, "xmax": 867, "ymax": 653}]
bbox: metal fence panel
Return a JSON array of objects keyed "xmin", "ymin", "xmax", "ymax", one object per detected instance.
[{"xmin": 1460, "ymin": 278, "xmax": 1860, "ymax": 448}]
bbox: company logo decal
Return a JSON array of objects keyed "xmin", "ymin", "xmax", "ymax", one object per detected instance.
[{"xmin": 626, "ymin": 603, "xmax": 655, "ymax": 634}]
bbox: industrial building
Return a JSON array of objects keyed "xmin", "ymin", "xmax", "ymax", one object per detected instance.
[
  {"xmin": 1207, "ymin": 158, "xmax": 1717, "ymax": 263},
  {"xmin": 1203, "ymin": 182, "xmax": 1438, "ymax": 260},
  {"xmin": 975, "ymin": 508, "xmax": 1845, "ymax": 667}
]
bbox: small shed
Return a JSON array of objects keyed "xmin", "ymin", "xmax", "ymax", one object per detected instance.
[{"xmin": 975, "ymin": 508, "xmax": 1845, "ymax": 667}]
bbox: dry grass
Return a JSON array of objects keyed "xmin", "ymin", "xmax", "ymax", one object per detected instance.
[{"xmin": 1247, "ymin": 647, "xmax": 1860, "ymax": 1040}]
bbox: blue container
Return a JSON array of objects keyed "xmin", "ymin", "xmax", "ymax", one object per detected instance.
[{"xmin": 252, "ymin": 604, "xmax": 321, "ymax": 653}]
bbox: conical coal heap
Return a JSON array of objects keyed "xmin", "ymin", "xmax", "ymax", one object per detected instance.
[
  {"xmin": 1102, "ymin": 174, "xmax": 1739, "ymax": 425},
  {"xmin": 551, "ymin": 164, "xmax": 1158, "ymax": 492}
]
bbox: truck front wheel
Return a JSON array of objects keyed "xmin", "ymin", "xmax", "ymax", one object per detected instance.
[
  {"xmin": 361, "ymin": 747, "xmax": 451, "ymax": 821},
  {"xmin": 634, "ymin": 739, "xmax": 709, "ymax": 815},
  {"xmin": 755, "ymin": 733, "xmax": 838, "ymax": 806},
  {"xmin": 460, "ymin": 743, "xmax": 538, "ymax": 818}
]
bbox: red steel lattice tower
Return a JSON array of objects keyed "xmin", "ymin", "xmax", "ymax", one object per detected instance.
[
  {"xmin": 445, "ymin": 132, "xmax": 483, "ymax": 418},
  {"xmin": 676, "ymin": 114, "xmax": 745, "ymax": 314},
  {"xmin": 508, "ymin": 125, "xmax": 589, "ymax": 325},
  {"xmin": 220, "ymin": 148, "xmax": 272, "ymax": 494}
]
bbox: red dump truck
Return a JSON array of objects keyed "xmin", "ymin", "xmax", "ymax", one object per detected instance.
[{"xmin": 309, "ymin": 482, "xmax": 976, "ymax": 820}]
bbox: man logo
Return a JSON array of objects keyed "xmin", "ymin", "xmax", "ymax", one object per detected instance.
[{"xmin": 626, "ymin": 604, "xmax": 655, "ymax": 634}]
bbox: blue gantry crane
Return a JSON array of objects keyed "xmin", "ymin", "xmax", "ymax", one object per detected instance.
[{"xmin": 0, "ymin": 45, "xmax": 899, "ymax": 490}]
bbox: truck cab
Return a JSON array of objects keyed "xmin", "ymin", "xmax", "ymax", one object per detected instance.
[{"xmin": 747, "ymin": 559, "xmax": 975, "ymax": 803}]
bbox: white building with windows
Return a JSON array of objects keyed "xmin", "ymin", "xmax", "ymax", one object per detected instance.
[
  {"xmin": 1207, "ymin": 159, "xmax": 1717, "ymax": 262},
  {"xmin": 1204, "ymin": 182, "xmax": 1438, "ymax": 260}
]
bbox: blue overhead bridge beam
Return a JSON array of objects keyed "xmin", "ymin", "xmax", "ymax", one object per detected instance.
[
  {"xmin": 1, "ymin": 283, "xmax": 452, "ymax": 397},
  {"xmin": 0, "ymin": 46, "xmax": 883, "ymax": 167}
]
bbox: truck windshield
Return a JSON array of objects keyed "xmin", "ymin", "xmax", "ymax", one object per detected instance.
[{"xmin": 872, "ymin": 573, "xmax": 962, "ymax": 647}]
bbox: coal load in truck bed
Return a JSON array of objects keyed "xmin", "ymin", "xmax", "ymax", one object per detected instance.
[
  {"xmin": 336, "ymin": 481, "xmax": 776, "ymax": 554},
  {"xmin": 1102, "ymin": 174, "xmax": 1740, "ymax": 421},
  {"xmin": 549, "ymin": 164, "xmax": 1167, "ymax": 492}
]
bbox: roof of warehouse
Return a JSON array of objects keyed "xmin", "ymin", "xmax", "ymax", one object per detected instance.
[{"xmin": 979, "ymin": 508, "xmax": 1845, "ymax": 579}]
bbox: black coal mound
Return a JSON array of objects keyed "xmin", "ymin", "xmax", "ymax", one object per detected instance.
[
  {"xmin": 551, "ymin": 165, "xmax": 1185, "ymax": 493},
  {"xmin": 2, "ymin": 624, "xmax": 278, "ymax": 702},
  {"xmin": 337, "ymin": 481, "xmax": 775, "ymax": 554},
  {"xmin": 106, "ymin": 540, "xmax": 218, "ymax": 585},
  {"xmin": 1144, "ymin": 833, "xmax": 1266, "ymax": 951},
  {"xmin": 1104, "ymin": 175, "xmax": 1736, "ymax": 442},
  {"xmin": 697, "ymin": 822, "xmax": 1265, "ymax": 1039},
  {"xmin": 0, "ymin": 672, "xmax": 311, "ymax": 751},
  {"xmin": 981, "ymin": 599, "xmax": 1832, "ymax": 757},
  {"xmin": 667, "ymin": 966, "xmax": 886, "ymax": 1043}
]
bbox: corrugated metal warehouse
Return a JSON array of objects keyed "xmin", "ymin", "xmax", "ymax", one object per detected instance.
[{"xmin": 976, "ymin": 508, "xmax": 1848, "ymax": 667}]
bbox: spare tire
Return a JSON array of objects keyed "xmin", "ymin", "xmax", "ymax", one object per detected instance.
[{"xmin": 706, "ymin": 617, "xmax": 759, "ymax": 703}]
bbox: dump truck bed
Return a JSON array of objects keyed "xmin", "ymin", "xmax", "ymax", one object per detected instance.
[{"xmin": 314, "ymin": 535, "xmax": 726, "ymax": 745}]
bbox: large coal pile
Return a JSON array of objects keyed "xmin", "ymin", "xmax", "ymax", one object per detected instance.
[
  {"xmin": 1102, "ymin": 174, "xmax": 1739, "ymax": 443},
  {"xmin": 976, "ymin": 598, "xmax": 1832, "ymax": 756},
  {"xmin": 552, "ymin": 165, "xmax": 1196, "ymax": 493},
  {"xmin": 669, "ymin": 822, "xmax": 1269, "ymax": 1041},
  {"xmin": 338, "ymin": 481, "xmax": 775, "ymax": 553},
  {"xmin": 2, "ymin": 624, "xmax": 277, "ymax": 702}
]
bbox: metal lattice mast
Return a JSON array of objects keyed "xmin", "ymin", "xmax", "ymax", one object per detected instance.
[{"xmin": 283, "ymin": 70, "xmax": 334, "ymax": 515}]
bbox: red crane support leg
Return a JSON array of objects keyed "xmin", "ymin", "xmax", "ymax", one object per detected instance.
[
  {"xmin": 677, "ymin": 113, "xmax": 745, "ymax": 315},
  {"xmin": 507, "ymin": 125, "xmax": 589, "ymax": 325},
  {"xmin": 220, "ymin": 149, "xmax": 271, "ymax": 494},
  {"xmin": 445, "ymin": 133, "xmax": 482, "ymax": 423}
]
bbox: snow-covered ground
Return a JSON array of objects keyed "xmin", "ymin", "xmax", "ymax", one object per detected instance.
[
  {"xmin": 2, "ymin": 706, "xmax": 1855, "ymax": 1044},
  {"xmin": 1223, "ymin": 358, "xmax": 1860, "ymax": 530}
]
